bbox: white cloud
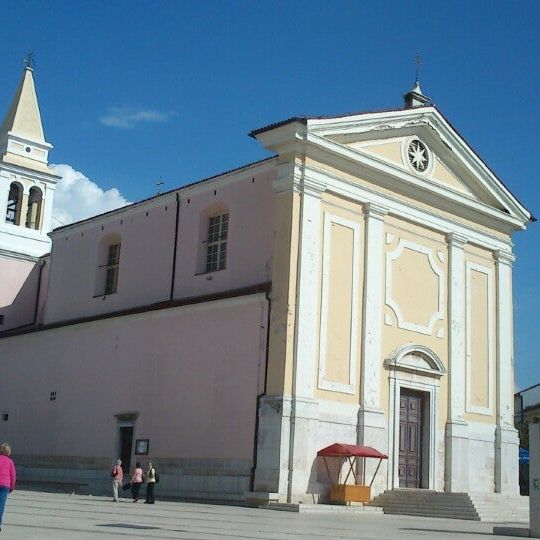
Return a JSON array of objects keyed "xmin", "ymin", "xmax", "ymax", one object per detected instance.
[
  {"xmin": 50, "ymin": 164, "xmax": 131, "ymax": 229},
  {"xmin": 100, "ymin": 107, "xmax": 173, "ymax": 129}
]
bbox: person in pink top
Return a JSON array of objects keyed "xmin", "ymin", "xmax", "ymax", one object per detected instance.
[
  {"xmin": 0, "ymin": 443, "xmax": 16, "ymax": 532},
  {"xmin": 111, "ymin": 459, "xmax": 123, "ymax": 502},
  {"xmin": 130, "ymin": 462, "xmax": 143, "ymax": 502}
]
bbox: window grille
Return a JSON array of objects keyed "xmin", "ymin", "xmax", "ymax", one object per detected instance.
[
  {"xmin": 205, "ymin": 213, "xmax": 228, "ymax": 272},
  {"xmin": 6, "ymin": 183, "xmax": 21, "ymax": 224},
  {"xmin": 104, "ymin": 243, "xmax": 121, "ymax": 295}
]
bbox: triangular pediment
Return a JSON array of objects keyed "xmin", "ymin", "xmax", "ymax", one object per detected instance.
[
  {"xmin": 302, "ymin": 107, "xmax": 532, "ymax": 228},
  {"xmin": 346, "ymin": 137, "xmax": 479, "ymax": 199}
]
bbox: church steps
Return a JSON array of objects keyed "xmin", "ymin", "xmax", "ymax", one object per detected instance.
[{"xmin": 369, "ymin": 490, "xmax": 529, "ymax": 522}]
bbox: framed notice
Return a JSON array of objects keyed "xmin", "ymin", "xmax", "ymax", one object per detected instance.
[{"xmin": 135, "ymin": 439, "xmax": 149, "ymax": 455}]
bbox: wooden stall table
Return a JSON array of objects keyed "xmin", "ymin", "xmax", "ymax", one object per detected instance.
[{"xmin": 317, "ymin": 443, "xmax": 388, "ymax": 504}]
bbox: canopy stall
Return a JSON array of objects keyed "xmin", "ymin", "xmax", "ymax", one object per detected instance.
[{"xmin": 317, "ymin": 443, "xmax": 388, "ymax": 504}]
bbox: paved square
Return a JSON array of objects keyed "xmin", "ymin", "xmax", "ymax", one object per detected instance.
[{"xmin": 0, "ymin": 490, "xmax": 526, "ymax": 539}]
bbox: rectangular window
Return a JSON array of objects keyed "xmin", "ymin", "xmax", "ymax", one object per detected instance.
[
  {"xmin": 205, "ymin": 213, "xmax": 228, "ymax": 273},
  {"xmin": 104, "ymin": 243, "xmax": 121, "ymax": 295}
]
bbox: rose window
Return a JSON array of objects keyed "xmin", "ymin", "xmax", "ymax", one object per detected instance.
[{"xmin": 407, "ymin": 139, "xmax": 429, "ymax": 172}]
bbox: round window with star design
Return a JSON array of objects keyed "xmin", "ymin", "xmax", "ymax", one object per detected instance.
[{"xmin": 407, "ymin": 139, "xmax": 429, "ymax": 173}]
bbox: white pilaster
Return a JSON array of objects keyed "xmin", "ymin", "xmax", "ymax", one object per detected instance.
[
  {"xmin": 360, "ymin": 202, "xmax": 388, "ymax": 410},
  {"xmin": 287, "ymin": 175, "xmax": 324, "ymax": 501},
  {"xmin": 445, "ymin": 232, "xmax": 470, "ymax": 492},
  {"xmin": 495, "ymin": 250, "xmax": 516, "ymax": 428},
  {"xmin": 447, "ymin": 233, "xmax": 468, "ymax": 421},
  {"xmin": 293, "ymin": 176, "xmax": 325, "ymax": 398},
  {"xmin": 494, "ymin": 249, "xmax": 519, "ymax": 494},
  {"xmin": 358, "ymin": 202, "xmax": 388, "ymax": 486}
]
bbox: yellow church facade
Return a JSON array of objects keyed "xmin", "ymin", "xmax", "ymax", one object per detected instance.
[{"xmin": 249, "ymin": 88, "xmax": 532, "ymax": 501}]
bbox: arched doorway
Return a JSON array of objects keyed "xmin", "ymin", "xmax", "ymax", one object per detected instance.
[{"xmin": 385, "ymin": 345, "xmax": 446, "ymax": 490}]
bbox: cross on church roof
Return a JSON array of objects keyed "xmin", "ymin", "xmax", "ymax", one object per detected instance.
[
  {"xmin": 403, "ymin": 53, "xmax": 430, "ymax": 109},
  {"xmin": 415, "ymin": 52, "xmax": 421, "ymax": 84}
]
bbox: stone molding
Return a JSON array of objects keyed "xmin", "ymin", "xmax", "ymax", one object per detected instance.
[
  {"xmin": 385, "ymin": 343, "xmax": 447, "ymax": 378},
  {"xmin": 385, "ymin": 238, "xmax": 445, "ymax": 335}
]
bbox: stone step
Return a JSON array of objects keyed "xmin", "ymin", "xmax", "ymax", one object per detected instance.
[
  {"xmin": 384, "ymin": 509, "xmax": 481, "ymax": 521},
  {"xmin": 260, "ymin": 503, "xmax": 383, "ymax": 514},
  {"xmin": 383, "ymin": 507, "xmax": 476, "ymax": 514},
  {"xmin": 381, "ymin": 503, "xmax": 477, "ymax": 511}
]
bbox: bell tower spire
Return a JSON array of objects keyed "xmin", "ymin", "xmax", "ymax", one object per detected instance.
[{"xmin": 0, "ymin": 59, "xmax": 48, "ymax": 154}]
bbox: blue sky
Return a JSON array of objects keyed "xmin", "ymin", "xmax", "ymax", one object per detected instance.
[{"xmin": 0, "ymin": 1, "xmax": 538, "ymax": 388}]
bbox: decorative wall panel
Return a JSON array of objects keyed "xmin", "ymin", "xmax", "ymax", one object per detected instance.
[
  {"xmin": 318, "ymin": 213, "xmax": 360, "ymax": 394},
  {"xmin": 466, "ymin": 261, "xmax": 494, "ymax": 415},
  {"xmin": 385, "ymin": 239, "xmax": 444, "ymax": 335}
]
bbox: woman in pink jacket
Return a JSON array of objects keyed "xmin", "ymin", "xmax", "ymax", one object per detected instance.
[{"xmin": 0, "ymin": 443, "xmax": 16, "ymax": 531}]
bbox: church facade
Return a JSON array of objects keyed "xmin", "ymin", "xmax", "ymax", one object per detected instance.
[{"xmin": 0, "ymin": 67, "xmax": 532, "ymax": 502}]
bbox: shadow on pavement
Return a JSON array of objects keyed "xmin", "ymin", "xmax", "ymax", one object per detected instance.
[
  {"xmin": 98, "ymin": 523, "xmax": 161, "ymax": 530},
  {"xmin": 401, "ymin": 528, "xmax": 493, "ymax": 537}
]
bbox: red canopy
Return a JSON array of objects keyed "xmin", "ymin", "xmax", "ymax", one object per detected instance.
[{"xmin": 317, "ymin": 443, "xmax": 388, "ymax": 459}]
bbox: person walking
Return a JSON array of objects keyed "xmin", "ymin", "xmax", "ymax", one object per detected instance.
[
  {"xmin": 111, "ymin": 459, "xmax": 123, "ymax": 502},
  {"xmin": 0, "ymin": 443, "xmax": 16, "ymax": 532},
  {"xmin": 130, "ymin": 462, "xmax": 143, "ymax": 502},
  {"xmin": 144, "ymin": 461, "xmax": 156, "ymax": 504}
]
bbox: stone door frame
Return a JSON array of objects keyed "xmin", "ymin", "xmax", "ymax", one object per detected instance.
[{"xmin": 386, "ymin": 344, "xmax": 446, "ymax": 491}]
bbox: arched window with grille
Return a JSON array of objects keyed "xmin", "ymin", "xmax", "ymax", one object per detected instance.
[
  {"xmin": 5, "ymin": 182, "xmax": 23, "ymax": 225},
  {"xmin": 25, "ymin": 187, "xmax": 42, "ymax": 230},
  {"xmin": 104, "ymin": 242, "xmax": 121, "ymax": 294}
]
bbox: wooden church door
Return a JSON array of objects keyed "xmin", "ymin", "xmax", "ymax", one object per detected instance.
[{"xmin": 398, "ymin": 389, "xmax": 424, "ymax": 488}]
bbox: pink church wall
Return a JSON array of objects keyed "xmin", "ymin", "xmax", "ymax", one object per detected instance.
[
  {"xmin": 0, "ymin": 256, "xmax": 40, "ymax": 330},
  {"xmin": 0, "ymin": 295, "xmax": 267, "ymax": 462},
  {"xmin": 42, "ymin": 164, "xmax": 276, "ymax": 325},
  {"xmin": 173, "ymin": 169, "xmax": 276, "ymax": 298},
  {"xmin": 44, "ymin": 193, "xmax": 178, "ymax": 324}
]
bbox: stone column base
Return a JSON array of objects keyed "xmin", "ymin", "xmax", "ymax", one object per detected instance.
[
  {"xmin": 495, "ymin": 425, "xmax": 519, "ymax": 495},
  {"xmin": 252, "ymin": 395, "xmax": 320, "ymax": 503},
  {"xmin": 444, "ymin": 421, "xmax": 470, "ymax": 492}
]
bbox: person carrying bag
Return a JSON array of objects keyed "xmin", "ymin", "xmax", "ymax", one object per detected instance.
[{"xmin": 144, "ymin": 461, "xmax": 158, "ymax": 504}]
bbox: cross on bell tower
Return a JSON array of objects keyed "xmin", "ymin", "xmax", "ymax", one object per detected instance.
[{"xmin": 24, "ymin": 51, "xmax": 35, "ymax": 70}]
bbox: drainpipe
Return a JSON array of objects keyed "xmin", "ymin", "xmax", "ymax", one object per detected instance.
[
  {"xmin": 169, "ymin": 192, "xmax": 181, "ymax": 301},
  {"xmin": 249, "ymin": 291, "xmax": 271, "ymax": 492},
  {"xmin": 33, "ymin": 258, "xmax": 46, "ymax": 325}
]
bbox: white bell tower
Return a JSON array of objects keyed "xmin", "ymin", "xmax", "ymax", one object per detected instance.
[{"xmin": 0, "ymin": 63, "xmax": 59, "ymax": 260}]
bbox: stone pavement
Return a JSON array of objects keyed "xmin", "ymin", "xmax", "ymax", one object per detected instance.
[{"xmin": 0, "ymin": 490, "xmax": 528, "ymax": 539}]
